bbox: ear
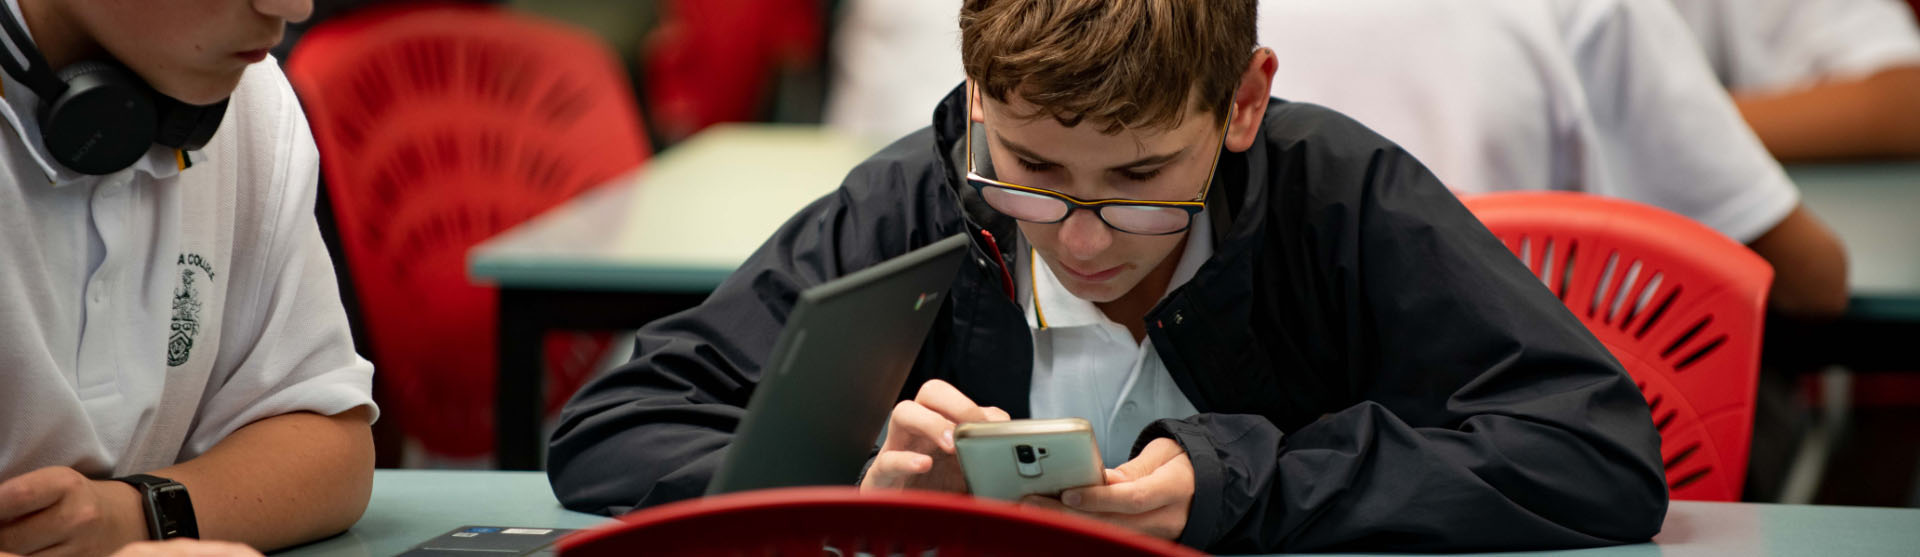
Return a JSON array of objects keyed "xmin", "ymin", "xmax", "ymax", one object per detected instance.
[
  {"xmin": 1224, "ymin": 48, "xmax": 1277, "ymax": 153},
  {"xmin": 968, "ymin": 80, "xmax": 987, "ymax": 124}
]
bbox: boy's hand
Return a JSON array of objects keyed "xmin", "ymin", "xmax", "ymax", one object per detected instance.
[
  {"xmin": 108, "ymin": 540, "xmax": 261, "ymax": 557},
  {"xmin": 1021, "ymin": 437, "xmax": 1193, "ymax": 540},
  {"xmin": 860, "ymin": 379, "xmax": 1010, "ymax": 493},
  {"xmin": 0, "ymin": 466, "xmax": 149, "ymax": 556}
]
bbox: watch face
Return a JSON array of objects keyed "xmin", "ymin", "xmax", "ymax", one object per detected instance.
[{"xmin": 147, "ymin": 483, "xmax": 198, "ymax": 539}]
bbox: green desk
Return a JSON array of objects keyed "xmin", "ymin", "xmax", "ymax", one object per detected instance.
[
  {"xmin": 274, "ymin": 470, "xmax": 607, "ymax": 556},
  {"xmin": 467, "ymin": 125, "xmax": 882, "ymax": 470},
  {"xmin": 1772, "ymin": 162, "xmax": 1920, "ymax": 370},
  {"xmin": 277, "ymin": 471, "xmax": 1920, "ymax": 556}
]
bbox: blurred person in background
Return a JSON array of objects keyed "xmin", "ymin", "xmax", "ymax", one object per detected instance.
[{"xmin": 1669, "ymin": 0, "xmax": 1920, "ymax": 161}]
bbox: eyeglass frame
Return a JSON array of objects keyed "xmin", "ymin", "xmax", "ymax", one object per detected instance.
[{"xmin": 963, "ymin": 87, "xmax": 1234, "ymax": 236}]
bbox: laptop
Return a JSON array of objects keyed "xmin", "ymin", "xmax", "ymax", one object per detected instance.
[{"xmin": 706, "ymin": 232, "xmax": 971, "ymax": 495}]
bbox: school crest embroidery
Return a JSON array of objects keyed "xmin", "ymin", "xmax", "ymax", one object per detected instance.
[{"xmin": 168, "ymin": 253, "xmax": 216, "ymax": 367}]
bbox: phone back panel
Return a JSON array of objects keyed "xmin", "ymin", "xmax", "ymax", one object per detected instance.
[{"xmin": 956, "ymin": 426, "xmax": 1103, "ymax": 501}]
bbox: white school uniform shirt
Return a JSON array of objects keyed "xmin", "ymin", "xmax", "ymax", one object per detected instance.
[
  {"xmin": 1017, "ymin": 216, "xmax": 1208, "ymax": 468},
  {"xmin": 826, "ymin": 0, "xmax": 1797, "ymax": 244},
  {"xmin": 1258, "ymin": 0, "xmax": 1798, "ymax": 244},
  {"xmin": 0, "ymin": 22, "xmax": 377, "ymax": 480},
  {"xmin": 1666, "ymin": 0, "xmax": 1920, "ymax": 93}
]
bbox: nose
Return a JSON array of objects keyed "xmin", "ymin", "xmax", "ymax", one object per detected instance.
[
  {"xmin": 254, "ymin": 0, "xmax": 314, "ymax": 23},
  {"xmin": 1056, "ymin": 208, "xmax": 1112, "ymax": 262}
]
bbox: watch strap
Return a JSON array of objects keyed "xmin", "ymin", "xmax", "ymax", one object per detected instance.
[{"xmin": 112, "ymin": 474, "xmax": 198, "ymax": 540}]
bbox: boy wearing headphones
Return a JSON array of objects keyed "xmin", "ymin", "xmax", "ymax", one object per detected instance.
[{"xmin": 0, "ymin": 0, "xmax": 376, "ymax": 554}]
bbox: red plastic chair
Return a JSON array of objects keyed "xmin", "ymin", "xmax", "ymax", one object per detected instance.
[
  {"xmin": 644, "ymin": 0, "xmax": 823, "ymax": 140},
  {"xmin": 558, "ymin": 487, "xmax": 1205, "ymax": 557},
  {"xmin": 287, "ymin": 3, "xmax": 650, "ymax": 457},
  {"xmin": 1461, "ymin": 192, "xmax": 1772, "ymax": 502}
]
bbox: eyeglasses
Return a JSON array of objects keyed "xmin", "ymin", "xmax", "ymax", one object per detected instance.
[{"xmin": 964, "ymin": 92, "xmax": 1232, "ymax": 236}]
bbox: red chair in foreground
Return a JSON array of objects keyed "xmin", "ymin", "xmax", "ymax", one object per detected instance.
[
  {"xmin": 287, "ymin": 3, "xmax": 649, "ymax": 458},
  {"xmin": 558, "ymin": 487, "xmax": 1203, "ymax": 557},
  {"xmin": 1462, "ymin": 192, "xmax": 1772, "ymax": 501}
]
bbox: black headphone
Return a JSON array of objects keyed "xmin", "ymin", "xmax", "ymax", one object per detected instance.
[{"xmin": 0, "ymin": 5, "xmax": 226, "ymax": 175}]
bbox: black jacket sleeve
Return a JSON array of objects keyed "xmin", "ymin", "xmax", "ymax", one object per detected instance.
[
  {"xmin": 544, "ymin": 134, "xmax": 948, "ymax": 514},
  {"xmin": 1142, "ymin": 109, "xmax": 1669, "ymax": 552}
]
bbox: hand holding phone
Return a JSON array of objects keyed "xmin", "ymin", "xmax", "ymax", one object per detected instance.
[
  {"xmin": 860, "ymin": 380, "xmax": 1010, "ymax": 493},
  {"xmin": 1015, "ymin": 437, "xmax": 1194, "ymax": 541},
  {"xmin": 954, "ymin": 418, "xmax": 1104, "ymax": 501}
]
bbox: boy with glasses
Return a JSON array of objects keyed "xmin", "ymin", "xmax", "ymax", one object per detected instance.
[{"xmin": 550, "ymin": 0, "xmax": 1668, "ymax": 551}]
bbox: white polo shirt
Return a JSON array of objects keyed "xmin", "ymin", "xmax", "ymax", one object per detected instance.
[
  {"xmin": 0, "ymin": 42, "xmax": 377, "ymax": 480},
  {"xmin": 1667, "ymin": 0, "xmax": 1920, "ymax": 93},
  {"xmin": 1018, "ymin": 216, "xmax": 1208, "ymax": 468},
  {"xmin": 1257, "ymin": 0, "xmax": 1798, "ymax": 244}
]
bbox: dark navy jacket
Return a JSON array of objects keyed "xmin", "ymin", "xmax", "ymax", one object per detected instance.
[{"xmin": 548, "ymin": 87, "xmax": 1669, "ymax": 553}]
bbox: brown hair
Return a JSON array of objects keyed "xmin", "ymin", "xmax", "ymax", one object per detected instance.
[{"xmin": 960, "ymin": 0, "xmax": 1256, "ymax": 134}]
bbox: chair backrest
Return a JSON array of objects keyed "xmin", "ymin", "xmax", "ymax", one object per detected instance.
[
  {"xmin": 644, "ymin": 0, "xmax": 823, "ymax": 140},
  {"xmin": 287, "ymin": 3, "xmax": 648, "ymax": 456},
  {"xmin": 1461, "ymin": 192, "xmax": 1771, "ymax": 502},
  {"xmin": 558, "ymin": 487, "xmax": 1205, "ymax": 557}
]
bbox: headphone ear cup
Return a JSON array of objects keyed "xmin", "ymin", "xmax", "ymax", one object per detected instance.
[
  {"xmin": 154, "ymin": 97, "xmax": 228, "ymax": 151},
  {"xmin": 40, "ymin": 61, "xmax": 158, "ymax": 175}
]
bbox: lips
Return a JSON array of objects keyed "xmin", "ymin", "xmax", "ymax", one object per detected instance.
[{"xmin": 1061, "ymin": 263, "xmax": 1123, "ymax": 282}]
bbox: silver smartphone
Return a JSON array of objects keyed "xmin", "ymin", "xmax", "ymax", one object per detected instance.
[{"xmin": 954, "ymin": 418, "xmax": 1104, "ymax": 501}]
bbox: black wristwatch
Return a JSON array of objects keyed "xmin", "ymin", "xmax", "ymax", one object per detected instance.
[{"xmin": 112, "ymin": 474, "xmax": 198, "ymax": 540}]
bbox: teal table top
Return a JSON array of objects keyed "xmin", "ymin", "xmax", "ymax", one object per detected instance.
[
  {"xmin": 273, "ymin": 470, "xmax": 607, "ymax": 556},
  {"xmin": 276, "ymin": 470, "xmax": 1920, "ymax": 556},
  {"xmin": 467, "ymin": 124, "xmax": 880, "ymax": 293}
]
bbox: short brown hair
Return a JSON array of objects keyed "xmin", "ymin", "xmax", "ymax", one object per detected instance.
[{"xmin": 960, "ymin": 0, "xmax": 1256, "ymax": 134}]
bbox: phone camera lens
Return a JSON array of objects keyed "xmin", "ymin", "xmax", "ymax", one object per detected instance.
[{"xmin": 1014, "ymin": 444, "xmax": 1036, "ymax": 464}]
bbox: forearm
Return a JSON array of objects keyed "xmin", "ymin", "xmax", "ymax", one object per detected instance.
[
  {"xmin": 1746, "ymin": 203, "xmax": 1850, "ymax": 319},
  {"xmin": 1735, "ymin": 65, "xmax": 1920, "ymax": 161},
  {"xmin": 151, "ymin": 407, "xmax": 374, "ymax": 551}
]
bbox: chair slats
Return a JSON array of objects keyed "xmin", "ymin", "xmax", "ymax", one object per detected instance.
[{"xmin": 1466, "ymin": 192, "xmax": 1772, "ymax": 501}]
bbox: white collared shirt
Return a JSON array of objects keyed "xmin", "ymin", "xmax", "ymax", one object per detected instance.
[
  {"xmin": 0, "ymin": 19, "xmax": 376, "ymax": 480},
  {"xmin": 1019, "ymin": 216, "xmax": 1209, "ymax": 468},
  {"xmin": 1254, "ymin": 0, "xmax": 1798, "ymax": 244}
]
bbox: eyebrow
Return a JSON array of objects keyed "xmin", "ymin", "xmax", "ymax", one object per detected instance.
[{"xmin": 997, "ymin": 135, "xmax": 1189, "ymax": 172}]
